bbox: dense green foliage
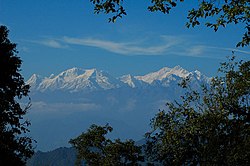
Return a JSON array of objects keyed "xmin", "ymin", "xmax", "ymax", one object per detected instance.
[
  {"xmin": 0, "ymin": 25, "xmax": 34, "ymax": 165},
  {"xmin": 69, "ymin": 124, "xmax": 144, "ymax": 165},
  {"xmin": 90, "ymin": 0, "xmax": 250, "ymax": 47},
  {"xmin": 70, "ymin": 58, "xmax": 250, "ymax": 165},
  {"xmin": 145, "ymin": 57, "xmax": 250, "ymax": 165}
]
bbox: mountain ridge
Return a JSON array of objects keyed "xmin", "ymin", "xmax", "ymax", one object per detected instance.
[{"xmin": 27, "ymin": 66, "xmax": 209, "ymax": 93}]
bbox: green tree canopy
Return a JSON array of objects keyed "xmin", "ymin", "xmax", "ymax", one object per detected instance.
[
  {"xmin": 69, "ymin": 124, "xmax": 144, "ymax": 166},
  {"xmin": 70, "ymin": 58, "xmax": 250, "ymax": 165},
  {"xmin": 90, "ymin": 0, "xmax": 250, "ymax": 47},
  {"xmin": 145, "ymin": 57, "xmax": 250, "ymax": 165},
  {"xmin": 0, "ymin": 25, "xmax": 34, "ymax": 165}
]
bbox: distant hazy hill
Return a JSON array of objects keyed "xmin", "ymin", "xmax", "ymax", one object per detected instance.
[
  {"xmin": 26, "ymin": 147, "xmax": 76, "ymax": 166},
  {"xmin": 26, "ymin": 139, "xmax": 148, "ymax": 166}
]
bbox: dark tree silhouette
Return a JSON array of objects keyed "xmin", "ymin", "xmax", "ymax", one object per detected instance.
[{"xmin": 0, "ymin": 25, "xmax": 34, "ymax": 165}]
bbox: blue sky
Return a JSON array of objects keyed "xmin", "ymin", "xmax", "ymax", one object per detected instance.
[{"xmin": 1, "ymin": 0, "xmax": 249, "ymax": 79}]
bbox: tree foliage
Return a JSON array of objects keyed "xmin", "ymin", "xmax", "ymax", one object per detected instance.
[
  {"xmin": 90, "ymin": 0, "xmax": 126, "ymax": 22},
  {"xmin": 89, "ymin": 0, "xmax": 250, "ymax": 47},
  {"xmin": 0, "ymin": 25, "xmax": 34, "ymax": 165},
  {"xmin": 145, "ymin": 57, "xmax": 250, "ymax": 165},
  {"xmin": 70, "ymin": 58, "xmax": 250, "ymax": 165},
  {"xmin": 69, "ymin": 124, "xmax": 144, "ymax": 166}
]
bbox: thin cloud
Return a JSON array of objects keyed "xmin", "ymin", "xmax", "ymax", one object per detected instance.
[
  {"xmin": 31, "ymin": 101, "xmax": 99, "ymax": 112},
  {"xmin": 41, "ymin": 39, "xmax": 67, "ymax": 48},
  {"xmin": 28, "ymin": 36, "xmax": 249, "ymax": 58},
  {"xmin": 211, "ymin": 46, "xmax": 250, "ymax": 55},
  {"xmin": 62, "ymin": 36, "xmax": 241, "ymax": 58},
  {"xmin": 28, "ymin": 39, "xmax": 68, "ymax": 49},
  {"xmin": 189, "ymin": 45, "xmax": 250, "ymax": 57},
  {"xmin": 186, "ymin": 46, "xmax": 206, "ymax": 56},
  {"xmin": 62, "ymin": 36, "xmax": 181, "ymax": 55},
  {"xmin": 19, "ymin": 46, "xmax": 30, "ymax": 53}
]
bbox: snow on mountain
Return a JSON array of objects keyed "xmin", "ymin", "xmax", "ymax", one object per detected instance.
[
  {"xmin": 27, "ymin": 66, "xmax": 209, "ymax": 92},
  {"xmin": 119, "ymin": 74, "xmax": 147, "ymax": 88},
  {"xmin": 26, "ymin": 74, "xmax": 43, "ymax": 90},
  {"xmin": 72, "ymin": 68, "xmax": 122, "ymax": 91},
  {"xmin": 28, "ymin": 67, "xmax": 122, "ymax": 92},
  {"xmin": 37, "ymin": 68, "xmax": 85, "ymax": 91},
  {"xmin": 135, "ymin": 66, "xmax": 190, "ymax": 84},
  {"xmin": 190, "ymin": 70, "xmax": 209, "ymax": 82},
  {"xmin": 185, "ymin": 70, "xmax": 211, "ymax": 88}
]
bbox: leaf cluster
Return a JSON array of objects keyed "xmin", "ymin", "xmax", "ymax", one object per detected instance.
[
  {"xmin": 185, "ymin": 1, "xmax": 250, "ymax": 47},
  {"xmin": 69, "ymin": 124, "xmax": 144, "ymax": 166},
  {"xmin": 90, "ymin": 0, "xmax": 127, "ymax": 22}
]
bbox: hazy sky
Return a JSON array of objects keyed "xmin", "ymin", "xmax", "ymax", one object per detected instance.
[{"xmin": 1, "ymin": 0, "xmax": 249, "ymax": 79}]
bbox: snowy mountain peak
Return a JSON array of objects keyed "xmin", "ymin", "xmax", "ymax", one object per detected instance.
[
  {"xmin": 27, "ymin": 74, "xmax": 40, "ymax": 82},
  {"xmin": 120, "ymin": 74, "xmax": 133, "ymax": 81},
  {"xmin": 189, "ymin": 69, "xmax": 210, "ymax": 82},
  {"xmin": 157, "ymin": 67, "xmax": 172, "ymax": 74},
  {"xmin": 135, "ymin": 66, "xmax": 190, "ymax": 84},
  {"xmin": 194, "ymin": 70, "xmax": 201, "ymax": 75},
  {"xmin": 171, "ymin": 65, "xmax": 190, "ymax": 77},
  {"xmin": 27, "ymin": 68, "xmax": 122, "ymax": 92},
  {"xmin": 84, "ymin": 68, "xmax": 96, "ymax": 77},
  {"xmin": 27, "ymin": 66, "xmax": 208, "ymax": 92},
  {"xmin": 120, "ymin": 74, "xmax": 136, "ymax": 88},
  {"xmin": 49, "ymin": 74, "xmax": 55, "ymax": 79},
  {"xmin": 172, "ymin": 65, "xmax": 184, "ymax": 71},
  {"xmin": 26, "ymin": 74, "xmax": 43, "ymax": 89},
  {"xmin": 57, "ymin": 67, "xmax": 85, "ymax": 81}
]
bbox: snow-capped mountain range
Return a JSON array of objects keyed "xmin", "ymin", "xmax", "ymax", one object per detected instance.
[
  {"xmin": 27, "ymin": 66, "xmax": 209, "ymax": 93},
  {"xmin": 26, "ymin": 66, "xmax": 210, "ymax": 151}
]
